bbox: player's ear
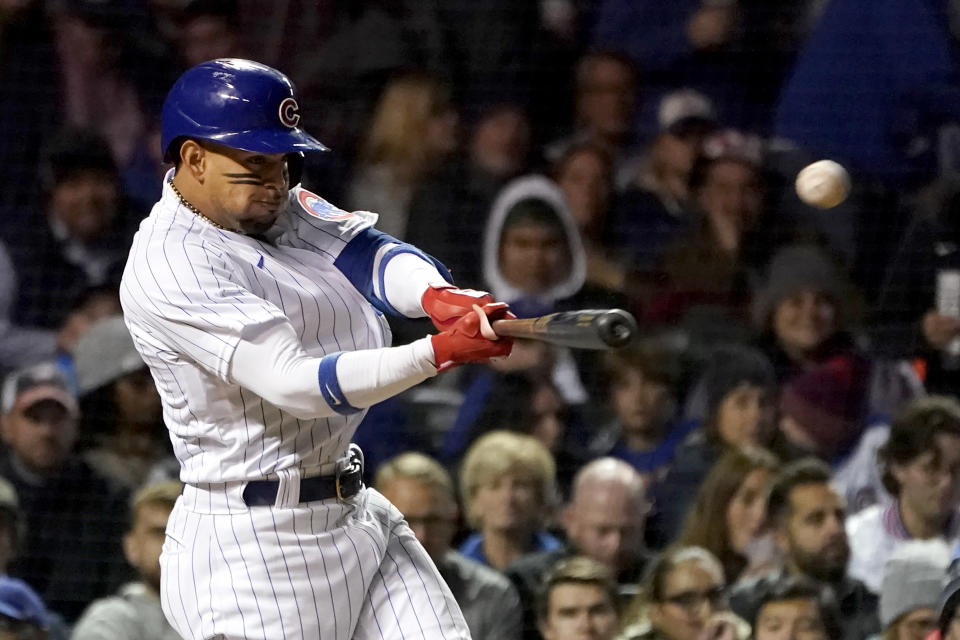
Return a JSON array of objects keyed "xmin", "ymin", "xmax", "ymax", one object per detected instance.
[{"xmin": 179, "ymin": 140, "xmax": 207, "ymax": 183}]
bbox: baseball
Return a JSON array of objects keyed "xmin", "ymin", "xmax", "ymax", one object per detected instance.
[{"xmin": 795, "ymin": 160, "xmax": 850, "ymax": 209}]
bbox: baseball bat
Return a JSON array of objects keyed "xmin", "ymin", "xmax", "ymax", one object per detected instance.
[{"xmin": 491, "ymin": 309, "xmax": 638, "ymax": 350}]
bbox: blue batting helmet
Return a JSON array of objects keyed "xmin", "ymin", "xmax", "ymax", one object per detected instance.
[{"xmin": 161, "ymin": 58, "xmax": 328, "ymax": 162}]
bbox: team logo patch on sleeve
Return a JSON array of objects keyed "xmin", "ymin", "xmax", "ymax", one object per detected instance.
[{"xmin": 297, "ymin": 189, "xmax": 354, "ymax": 221}]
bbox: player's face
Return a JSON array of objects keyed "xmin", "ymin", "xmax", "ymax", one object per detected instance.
[
  {"xmin": 200, "ymin": 142, "xmax": 290, "ymax": 235},
  {"xmin": 540, "ymin": 583, "xmax": 619, "ymax": 640}
]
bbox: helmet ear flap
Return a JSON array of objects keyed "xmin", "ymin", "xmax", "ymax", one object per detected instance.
[{"xmin": 286, "ymin": 152, "xmax": 304, "ymax": 186}]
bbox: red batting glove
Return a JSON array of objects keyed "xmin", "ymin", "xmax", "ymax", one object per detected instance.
[
  {"xmin": 430, "ymin": 302, "xmax": 514, "ymax": 372},
  {"xmin": 421, "ymin": 285, "xmax": 496, "ymax": 331}
]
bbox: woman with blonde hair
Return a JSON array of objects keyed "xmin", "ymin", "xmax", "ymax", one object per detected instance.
[
  {"xmin": 458, "ymin": 430, "xmax": 562, "ymax": 570},
  {"xmin": 347, "ymin": 72, "xmax": 458, "ymax": 239},
  {"xmin": 619, "ymin": 546, "xmax": 748, "ymax": 640}
]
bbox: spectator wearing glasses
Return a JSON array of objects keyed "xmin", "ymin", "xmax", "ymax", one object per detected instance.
[{"xmin": 619, "ymin": 546, "xmax": 748, "ymax": 640}]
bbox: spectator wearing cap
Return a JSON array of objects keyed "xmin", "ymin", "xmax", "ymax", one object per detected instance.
[
  {"xmin": 608, "ymin": 89, "xmax": 718, "ymax": 271},
  {"xmin": 877, "ymin": 540, "xmax": 949, "ymax": 640},
  {"xmin": 647, "ymin": 129, "xmax": 767, "ymax": 325},
  {"xmin": 0, "ymin": 362, "xmax": 128, "ymax": 622},
  {"xmin": 0, "ymin": 128, "xmax": 137, "ymax": 338},
  {"xmin": 71, "ymin": 316, "xmax": 170, "ymax": 492},
  {"xmin": 0, "ymin": 576, "xmax": 51, "ymax": 640},
  {"xmin": 71, "ymin": 480, "xmax": 183, "ymax": 640},
  {"xmin": 650, "ymin": 343, "xmax": 776, "ymax": 545},
  {"xmin": 728, "ymin": 459, "xmax": 879, "ymax": 640},
  {"xmin": 752, "ymin": 245, "xmax": 860, "ymax": 386},
  {"xmin": 845, "ymin": 398, "xmax": 960, "ymax": 594}
]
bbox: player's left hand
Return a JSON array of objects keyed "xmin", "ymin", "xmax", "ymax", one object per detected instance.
[
  {"xmin": 430, "ymin": 302, "xmax": 515, "ymax": 372},
  {"xmin": 421, "ymin": 285, "xmax": 498, "ymax": 330}
]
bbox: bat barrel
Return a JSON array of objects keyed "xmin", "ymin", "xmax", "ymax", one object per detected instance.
[
  {"xmin": 492, "ymin": 309, "xmax": 638, "ymax": 350},
  {"xmin": 594, "ymin": 309, "xmax": 637, "ymax": 348}
]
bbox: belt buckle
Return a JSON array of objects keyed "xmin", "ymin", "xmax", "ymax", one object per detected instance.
[{"xmin": 336, "ymin": 446, "xmax": 364, "ymax": 500}]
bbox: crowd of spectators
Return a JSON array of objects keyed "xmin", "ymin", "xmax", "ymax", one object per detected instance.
[{"xmin": 2, "ymin": 0, "xmax": 960, "ymax": 639}]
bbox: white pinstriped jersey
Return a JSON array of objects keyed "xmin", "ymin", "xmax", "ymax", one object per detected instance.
[{"xmin": 120, "ymin": 172, "xmax": 389, "ymax": 484}]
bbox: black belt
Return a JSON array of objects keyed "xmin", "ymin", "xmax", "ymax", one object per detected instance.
[{"xmin": 242, "ymin": 450, "xmax": 364, "ymax": 507}]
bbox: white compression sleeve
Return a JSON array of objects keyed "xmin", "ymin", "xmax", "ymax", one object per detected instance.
[
  {"xmin": 381, "ymin": 252, "xmax": 449, "ymax": 317},
  {"xmin": 230, "ymin": 321, "xmax": 437, "ymax": 419}
]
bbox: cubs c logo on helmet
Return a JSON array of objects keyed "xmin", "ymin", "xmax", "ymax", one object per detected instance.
[{"xmin": 278, "ymin": 97, "xmax": 301, "ymax": 128}]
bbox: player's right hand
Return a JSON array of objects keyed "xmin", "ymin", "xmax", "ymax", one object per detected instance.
[
  {"xmin": 430, "ymin": 302, "xmax": 514, "ymax": 372},
  {"xmin": 421, "ymin": 285, "xmax": 496, "ymax": 331}
]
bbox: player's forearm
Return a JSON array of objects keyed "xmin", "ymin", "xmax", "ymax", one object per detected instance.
[
  {"xmin": 380, "ymin": 251, "xmax": 448, "ymax": 317},
  {"xmin": 230, "ymin": 322, "xmax": 436, "ymax": 419}
]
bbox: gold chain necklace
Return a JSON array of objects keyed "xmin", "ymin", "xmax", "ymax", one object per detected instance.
[{"xmin": 168, "ymin": 179, "xmax": 230, "ymax": 231}]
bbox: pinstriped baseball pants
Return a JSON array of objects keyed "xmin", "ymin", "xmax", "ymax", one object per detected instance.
[{"xmin": 160, "ymin": 486, "xmax": 471, "ymax": 639}]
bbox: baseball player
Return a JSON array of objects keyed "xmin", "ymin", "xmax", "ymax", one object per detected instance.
[{"xmin": 119, "ymin": 58, "xmax": 514, "ymax": 640}]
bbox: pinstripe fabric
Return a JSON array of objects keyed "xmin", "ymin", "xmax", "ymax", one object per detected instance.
[
  {"xmin": 120, "ymin": 172, "xmax": 386, "ymax": 483},
  {"xmin": 161, "ymin": 488, "xmax": 470, "ymax": 639},
  {"xmin": 125, "ymin": 172, "xmax": 469, "ymax": 639}
]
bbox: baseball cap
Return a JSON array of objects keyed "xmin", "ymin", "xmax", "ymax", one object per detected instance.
[
  {"xmin": 0, "ymin": 577, "xmax": 49, "ymax": 628},
  {"xmin": 699, "ymin": 128, "xmax": 764, "ymax": 168},
  {"xmin": 658, "ymin": 89, "xmax": 717, "ymax": 136},
  {"xmin": 1, "ymin": 362, "xmax": 78, "ymax": 417},
  {"xmin": 71, "ymin": 315, "xmax": 146, "ymax": 395}
]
